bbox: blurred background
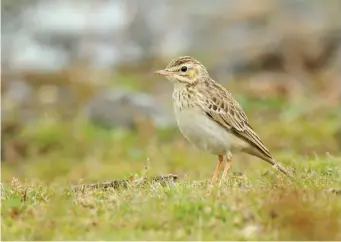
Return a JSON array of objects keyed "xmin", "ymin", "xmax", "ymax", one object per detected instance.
[{"xmin": 1, "ymin": 0, "xmax": 340, "ymax": 182}]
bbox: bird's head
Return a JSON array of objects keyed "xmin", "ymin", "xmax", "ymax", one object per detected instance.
[{"xmin": 154, "ymin": 56, "xmax": 209, "ymax": 85}]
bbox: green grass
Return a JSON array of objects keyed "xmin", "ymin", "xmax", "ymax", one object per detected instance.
[{"xmin": 1, "ymin": 97, "xmax": 341, "ymax": 240}]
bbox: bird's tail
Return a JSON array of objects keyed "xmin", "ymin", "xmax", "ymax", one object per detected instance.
[
  {"xmin": 265, "ymin": 157, "xmax": 294, "ymax": 179},
  {"xmin": 242, "ymin": 146, "xmax": 295, "ymax": 179}
]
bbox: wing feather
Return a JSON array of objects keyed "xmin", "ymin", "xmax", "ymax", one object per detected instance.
[{"xmin": 196, "ymin": 82, "xmax": 272, "ymax": 158}]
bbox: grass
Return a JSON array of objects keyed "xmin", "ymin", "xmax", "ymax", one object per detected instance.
[{"xmin": 1, "ymin": 95, "xmax": 341, "ymax": 240}]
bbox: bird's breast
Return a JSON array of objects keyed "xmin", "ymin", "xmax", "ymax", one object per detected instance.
[{"xmin": 173, "ymin": 104, "xmax": 234, "ymax": 155}]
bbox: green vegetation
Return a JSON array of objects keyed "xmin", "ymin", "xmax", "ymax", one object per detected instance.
[{"xmin": 1, "ymin": 95, "xmax": 341, "ymax": 240}]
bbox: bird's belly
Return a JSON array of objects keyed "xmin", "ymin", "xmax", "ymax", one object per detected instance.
[{"xmin": 175, "ymin": 108, "xmax": 232, "ymax": 155}]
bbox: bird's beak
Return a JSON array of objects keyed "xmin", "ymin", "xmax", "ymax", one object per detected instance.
[{"xmin": 154, "ymin": 69, "xmax": 171, "ymax": 76}]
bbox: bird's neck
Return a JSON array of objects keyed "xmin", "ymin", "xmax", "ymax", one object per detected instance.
[
  {"xmin": 173, "ymin": 77, "xmax": 202, "ymax": 91},
  {"xmin": 173, "ymin": 81, "xmax": 189, "ymax": 92}
]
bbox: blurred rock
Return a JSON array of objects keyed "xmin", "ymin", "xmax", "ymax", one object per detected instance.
[
  {"xmin": 1, "ymin": 77, "xmax": 37, "ymax": 125},
  {"xmin": 2, "ymin": 0, "xmax": 134, "ymax": 70},
  {"xmin": 210, "ymin": 29, "xmax": 341, "ymax": 81},
  {"xmin": 84, "ymin": 90, "xmax": 175, "ymax": 129},
  {"xmin": 2, "ymin": 0, "xmax": 340, "ymax": 73},
  {"xmin": 1, "ymin": 0, "xmax": 340, "ymax": 130}
]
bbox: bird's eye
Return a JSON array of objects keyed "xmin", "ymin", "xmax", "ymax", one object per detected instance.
[{"xmin": 181, "ymin": 66, "xmax": 187, "ymax": 72}]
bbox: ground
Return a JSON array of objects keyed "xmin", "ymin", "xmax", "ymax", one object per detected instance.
[{"xmin": 1, "ymin": 89, "xmax": 341, "ymax": 240}]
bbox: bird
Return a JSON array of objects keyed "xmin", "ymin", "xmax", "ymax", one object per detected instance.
[{"xmin": 154, "ymin": 56, "xmax": 293, "ymax": 184}]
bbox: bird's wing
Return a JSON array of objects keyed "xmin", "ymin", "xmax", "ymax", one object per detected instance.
[{"xmin": 196, "ymin": 82, "xmax": 272, "ymax": 158}]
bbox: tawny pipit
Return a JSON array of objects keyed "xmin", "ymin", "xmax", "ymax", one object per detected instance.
[{"xmin": 154, "ymin": 56, "xmax": 293, "ymax": 184}]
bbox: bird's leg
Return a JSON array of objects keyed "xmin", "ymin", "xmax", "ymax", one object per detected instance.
[
  {"xmin": 211, "ymin": 155, "xmax": 223, "ymax": 184},
  {"xmin": 220, "ymin": 153, "xmax": 232, "ymax": 184}
]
